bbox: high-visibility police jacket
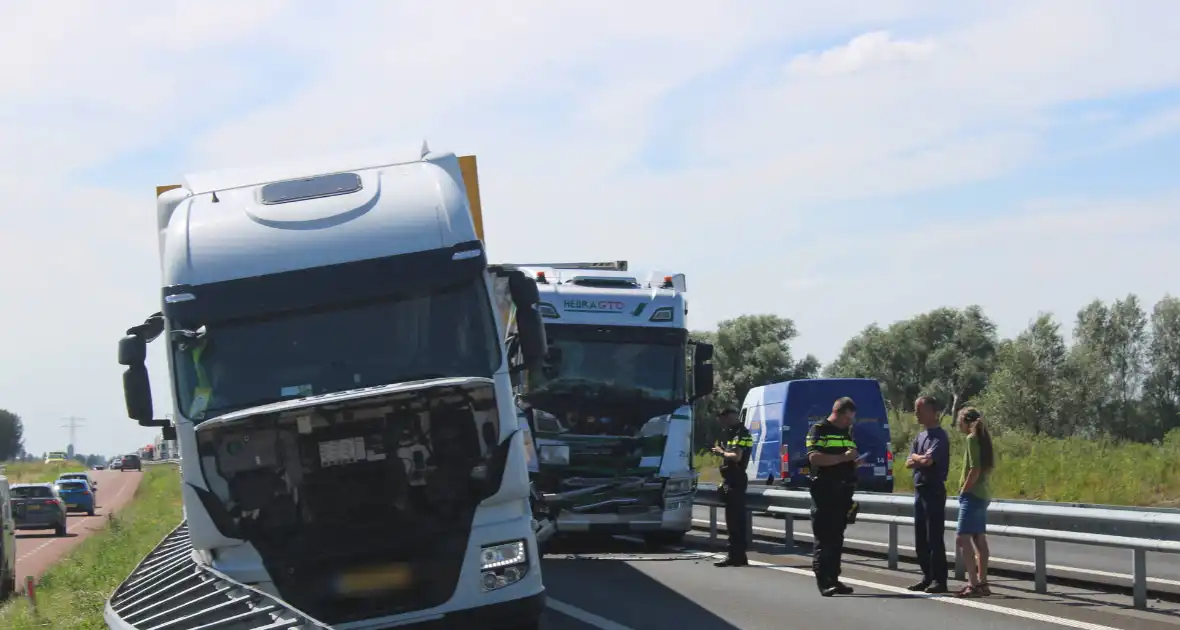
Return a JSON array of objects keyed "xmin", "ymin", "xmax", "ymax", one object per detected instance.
[
  {"xmin": 719, "ymin": 423, "xmax": 754, "ymax": 484},
  {"xmin": 806, "ymin": 419, "xmax": 858, "ymax": 484}
]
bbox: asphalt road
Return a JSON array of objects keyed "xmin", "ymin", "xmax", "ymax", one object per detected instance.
[
  {"xmin": 536, "ymin": 532, "xmax": 1180, "ymax": 630},
  {"xmin": 13, "ymin": 469, "xmax": 142, "ymax": 590},
  {"xmin": 692, "ymin": 505, "xmax": 1180, "ymax": 589}
]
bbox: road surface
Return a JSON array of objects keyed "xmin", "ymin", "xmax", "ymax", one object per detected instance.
[
  {"xmin": 692, "ymin": 505, "xmax": 1180, "ymax": 589},
  {"xmin": 536, "ymin": 532, "xmax": 1180, "ymax": 630},
  {"xmin": 14, "ymin": 469, "xmax": 142, "ymax": 590}
]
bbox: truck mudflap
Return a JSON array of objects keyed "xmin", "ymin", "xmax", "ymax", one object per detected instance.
[{"xmin": 105, "ymin": 521, "xmax": 331, "ymax": 630}]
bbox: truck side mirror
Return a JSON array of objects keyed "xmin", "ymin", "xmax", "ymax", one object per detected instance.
[
  {"xmin": 506, "ymin": 270, "xmax": 548, "ymax": 368},
  {"xmin": 692, "ymin": 364, "xmax": 714, "ymax": 400},
  {"xmin": 162, "ymin": 425, "xmax": 178, "ymax": 441},
  {"xmin": 691, "ymin": 342, "xmax": 715, "ymax": 400},
  {"xmin": 693, "ymin": 341, "xmax": 714, "ymax": 364},
  {"xmin": 123, "ymin": 364, "xmax": 154, "ymax": 423},
  {"xmin": 118, "ymin": 335, "xmax": 147, "ymax": 366}
]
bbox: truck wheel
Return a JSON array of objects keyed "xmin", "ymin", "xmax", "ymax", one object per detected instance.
[{"xmin": 0, "ymin": 572, "xmax": 12, "ymax": 600}]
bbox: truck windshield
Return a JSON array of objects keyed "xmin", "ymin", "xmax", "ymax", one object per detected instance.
[
  {"xmin": 524, "ymin": 324, "xmax": 686, "ymax": 402},
  {"xmin": 171, "ymin": 279, "xmax": 501, "ymax": 421}
]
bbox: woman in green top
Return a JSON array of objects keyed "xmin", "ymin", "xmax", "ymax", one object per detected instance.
[{"xmin": 955, "ymin": 407, "xmax": 995, "ymax": 598}]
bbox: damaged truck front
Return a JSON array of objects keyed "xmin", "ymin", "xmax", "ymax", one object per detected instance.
[
  {"xmin": 116, "ymin": 147, "xmax": 551, "ymax": 630},
  {"xmin": 496, "ymin": 263, "xmax": 714, "ymax": 547}
]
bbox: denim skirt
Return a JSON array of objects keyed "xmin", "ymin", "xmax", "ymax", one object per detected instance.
[{"xmin": 957, "ymin": 493, "xmax": 989, "ymax": 535}]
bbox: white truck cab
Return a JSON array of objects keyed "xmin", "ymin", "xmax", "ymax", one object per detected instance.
[
  {"xmin": 500, "ymin": 263, "xmax": 714, "ymax": 546},
  {"xmin": 116, "ymin": 145, "xmax": 549, "ymax": 629}
]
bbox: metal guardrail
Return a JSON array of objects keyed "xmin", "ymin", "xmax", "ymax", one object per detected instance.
[
  {"xmin": 105, "ymin": 521, "xmax": 331, "ymax": 630},
  {"xmin": 693, "ymin": 483, "xmax": 1180, "ymax": 610}
]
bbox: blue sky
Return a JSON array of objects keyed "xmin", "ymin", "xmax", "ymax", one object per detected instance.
[{"xmin": 2, "ymin": 1, "xmax": 1180, "ymax": 458}]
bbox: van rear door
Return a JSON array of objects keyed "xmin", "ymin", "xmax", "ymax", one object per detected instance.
[{"xmin": 851, "ymin": 414, "xmax": 892, "ymax": 490}]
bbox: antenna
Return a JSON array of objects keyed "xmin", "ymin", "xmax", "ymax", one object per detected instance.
[{"xmin": 61, "ymin": 416, "xmax": 86, "ymax": 457}]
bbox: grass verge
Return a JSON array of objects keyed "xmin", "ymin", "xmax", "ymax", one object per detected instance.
[
  {"xmin": 693, "ymin": 416, "xmax": 1180, "ymax": 507},
  {"xmin": 0, "ymin": 461, "xmax": 88, "ymax": 484},
  {"xmin": 0, "ymin": 464, "xmax": 183, "ymax": 629}
]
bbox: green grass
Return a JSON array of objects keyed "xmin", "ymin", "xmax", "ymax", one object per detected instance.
[
  {"xmin": 0, "ymin": 464, "xmax": 183, "ymax": 629},
  {"xmin": 694, "ymin": 417, "xmax": 1180, "ymax": 507},
  {"xmin": 0, "ymin": 461, "xmax": 87, "ymax": 484}
]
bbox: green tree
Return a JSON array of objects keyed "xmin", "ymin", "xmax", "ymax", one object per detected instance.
[
  {"xmin": 826, "ymin": 306, "xmax": 998, "ymax": 416},
  {"xmin": 1067, "ymin": 296, "xmax": 1150, "ymax": 439},
  {"xmin": 977, "ymin": 313, "xmax": 1068, "ymax": 435},
  {"xmin": 690, "ymin": 315, "xmax": 816, "ymax": 450},
  {"xmin": 1144, "ymin": 295, "xmax": 1180, "ymax": 439},
  {"xmin": 0, "ymin": 409, "xmax": 25, "ymax": 460}
]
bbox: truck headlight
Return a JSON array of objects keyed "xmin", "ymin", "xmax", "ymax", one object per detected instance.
[
  {"xmin": 664, "ymin": 478, "xmax": 693, "ymax": 496},
  {"xmin": 539, "ymin": 444, "xmax": 570, "ymax": 465},
  {"xmin": 480, "ymin": 540, "xmax": 529, "ymax": 592}
]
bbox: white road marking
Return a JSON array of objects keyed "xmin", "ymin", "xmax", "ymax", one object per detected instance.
[
  {"xmin": 17, "ymin": 473, "xmax": 139, "ymax": 563},
  {"xmin": 547, "ymin": 597, "xmax": 637, "ymax": 630},
  {"xmin": 691, "ymin": 518, "xmax": 1180, "ymax": 588},
  {"xmin": 684, "ymin": 546, "xmax": 1129, "ymax": 630}
]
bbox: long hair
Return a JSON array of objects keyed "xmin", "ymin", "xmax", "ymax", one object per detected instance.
[{"xmin": 959, "ymin": 407, "xmax": 994, "ymax": 471}]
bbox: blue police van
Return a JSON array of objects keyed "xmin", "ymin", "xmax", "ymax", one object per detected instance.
[{"xmin": 740, "ymin": 378, "xmax": 894, "ymax": 493}]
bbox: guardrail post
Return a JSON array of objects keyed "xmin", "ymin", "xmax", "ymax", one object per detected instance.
[
  {"xmin": 1034, "ymin": 538, "xmax": 1047, "ymax": 594},
  {"xmin": 887, "ymin": 522, "xmax": 898, "ymax": 570},
  {"xmin": 25, "ymin": 576, "xmax": 36, "ymax": 614},
  {"xmin": 709, "ymin": 505, "xmax": 718, "ymax": 542},
  {"xmin": 1132, "ymin": 548, "xmax": 1147, "ymax": 610},
  {"xmin": 783, "ymin": 515, "xmax": 795, "ymax": 552}
]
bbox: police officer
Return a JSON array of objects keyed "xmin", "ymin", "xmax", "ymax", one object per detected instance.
[
  {"xmin": 713, "ymin": 407, "xmax": 753, "ymax": 567},
  {"xmin": 806, "ymin": 397, "xmax": 863, "ymax": 596}
]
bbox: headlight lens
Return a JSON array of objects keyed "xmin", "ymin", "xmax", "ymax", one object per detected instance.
[
  {"xmin": 480, "ymin": 540, "xmax": 529, "ymax": 592},
  {"xmin": 480, "ymin": 540, "xmax": 527, "ymax": 570},
  {"xmin": 539, "ymin": 444, "xmax": 570, "ymax": 465}
]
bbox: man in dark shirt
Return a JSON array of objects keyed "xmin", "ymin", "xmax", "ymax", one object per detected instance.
[
  {"xmin": 806, "ymin": 397, "xmax": 863, "ymax": 596},
  {"xmin": 712, "ymin": 407, "xmax": 753, "ymax": 567},
  {"xmin": 905, "ymin": 395, "xmax": 950, "ymax": 593}
]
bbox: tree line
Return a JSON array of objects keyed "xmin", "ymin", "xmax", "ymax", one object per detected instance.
[{"xmin": 692, "ymin": 293, "xmax": 1180, "ymax": 448}]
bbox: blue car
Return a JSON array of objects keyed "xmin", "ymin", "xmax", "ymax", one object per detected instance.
[
  {"xmin": 740, "ymin": 378, "xmax": 894, "ymax": 493},
  {"xmin": 54, "ymin": 479, "xmax": 96, "ymax": 516}
]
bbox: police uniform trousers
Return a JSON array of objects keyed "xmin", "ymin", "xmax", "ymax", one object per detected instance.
[
  {"xmin": 722, "ymin": 475, "xmax": 749, "ymax": 562},
  {"xmin": 809, "ymin": 479, "xmax": 854, "ymax": 586}
]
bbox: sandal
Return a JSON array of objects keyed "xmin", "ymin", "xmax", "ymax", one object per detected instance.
[
  {"xmin": 977, "ymin": 582, "xmax": 992, "ymax": 596},
  {"xmin": 956, "ymin": 585, "xmax": 984, "ymax": 598}
]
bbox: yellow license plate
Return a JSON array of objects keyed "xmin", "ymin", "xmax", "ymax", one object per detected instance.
[
  {"xmin": 798, "ymin": 467, "xmax": 809, "ymax": 475},
  {"xmin": 338, "ymin": 564, "xmax": 413, "ymax": 594},
  {"xmin": 66, "ymin": 504, "xmax": 78, "ymax": 508},
  {"xmin": 27, "ymin": 505, "xmax": 40, "ymax": 510}
]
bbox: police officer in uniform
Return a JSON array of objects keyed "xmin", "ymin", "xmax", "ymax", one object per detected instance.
[
  {"xmin": 806, "ymin": 397, "xmax": 863, "ymax": 595},
  {"xmin": 713, "ymin": 407, "xmax": 753, "ymax": 567}
]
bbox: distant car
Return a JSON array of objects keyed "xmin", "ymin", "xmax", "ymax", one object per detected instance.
[
  {"xmin": 44, "ymin": 451, "xmax": 68, "ymax": 465},
  {"xmin": 57, "ymin": 472, "xmax": 98, "ymax": 494},
  {"xmin": 0, "ymin": 475, "xmax": 15, "ymax": 599},
  {"xmin": 120, "ymin": 455, "xmax": 142, "ymax": 472},
  {"xmin": 10, "ymin": 483, "xmax": 68, "ymax": 537},
  {"xmin": 53, "ymin": 480, "xmax": 96, "ymax": 517},
  {"xmin": 109, "ymin": 457, "xmax": 123, "ymax": 470},
  {"xmin": 93, "ymin": 465, "xmax": 104, "ymax": 471}
]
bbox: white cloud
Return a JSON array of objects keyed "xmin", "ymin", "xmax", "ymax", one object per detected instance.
[
  {"xmin": 2, "ymin": 1, "xmax": 1180, "ymax": 456},
  {"xmin": 787, "ymin": 31, "xmax": 937, "ymax": 77}
]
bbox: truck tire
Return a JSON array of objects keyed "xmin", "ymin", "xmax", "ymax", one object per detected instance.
[{"xmin": 0, "ymin": 572, "xmax": 13, "ymax": 600}]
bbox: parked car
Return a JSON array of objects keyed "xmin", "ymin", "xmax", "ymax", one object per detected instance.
[
  {"xmin": 120, "ymin": 454, "xmax": 142, "ymax": 472},
  {"xmin": 0, "ymin": 475, "xmax": 16, "ymax": 599},
  {"xmin": 10, "ymin": 484, "xmax": 68, "ymax": 537},
  {"xmin": 57, "ymin": 472, "xmax": 97, "ymax": 493},
  {"xmin": 53, "ymin": 480, "xmax": 96, "ymax": 517}
]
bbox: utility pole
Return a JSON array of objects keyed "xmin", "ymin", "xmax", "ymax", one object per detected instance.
[{"xmin": 61, "ymin": 416, "xmax": 86, "ymax": 458}]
